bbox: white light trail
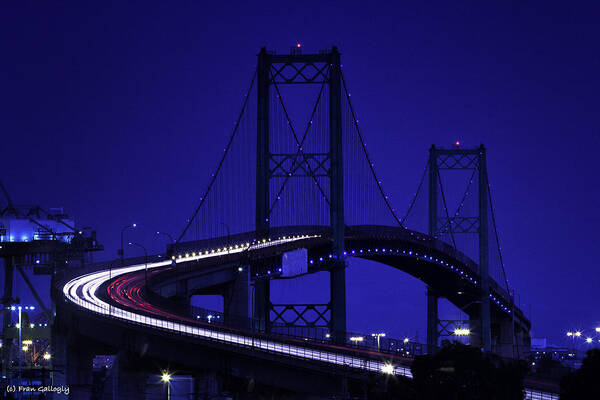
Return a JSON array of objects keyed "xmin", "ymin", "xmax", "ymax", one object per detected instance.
[{"xmin": 63, "ymin": 235, "xmax": 412, "ymax": 378}]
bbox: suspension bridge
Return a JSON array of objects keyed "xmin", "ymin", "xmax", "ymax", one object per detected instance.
[{"xmin": 44, "ymin": 46, "xmax": 558, "ymax": 399}]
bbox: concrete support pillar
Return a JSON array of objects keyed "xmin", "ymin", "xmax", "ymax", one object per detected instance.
[
  {"xmin": 469, "ymin": 314, "xmax": 482, "ymax": 349},
  {"xmin": 115, "ymin": 351, "xmax": 148, "ymax": 400},
  {"xmin": 329, "ymin": 262, "xmax": 347, "ymax": 345},
  {"xmin": 494, "ymin": 317, "xmax": 516, "ymax": 358},
  {"xmin": 254, "ymin": 278, "xmax": 270, "ymax": 332},
  {"xmin": 50, "ymin": 324, "xmax": 68, "ymax": 393},
  {"xmin": 193, "ymin": 371, "xmax": 221, "ymax": 400},
  {"xmin": 224, "ymin": 266, "xmax": 250, "ymax": 329},
  {"xmin": 175, "ymin": 277, "xmax": 188, "ymax": 301},
  {"xmin": 65, "ymin": 341, "xmax": 94, "ymax": 400},
  {"xmin": 1, "ymin": 256, "xmax": 14, "ymax": 384},
  {"xmin": 426, "ymin": 287, "xmax": 439, "ymax": 353}
]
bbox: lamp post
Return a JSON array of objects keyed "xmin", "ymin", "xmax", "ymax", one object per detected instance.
[
  {"xmin": 129, "ymin": 242, "xmax": 148, "ymax": 285},
  {"xmin": 371, "ymin": 333, "xmax": 386, "ymax": 350},
  {"xmin": 117, "ymin": 223, "xmax": 136, "ymax": 280},
  {"xmin": 567, "ymin": 331, "xmax": 581, "ymax": 352},
  {"xmin": 161, "ymin": 371, "xmax": 172, "ymax": 400},
  {"xmin": 157, "ymin": 229, "xmax": 178, "ymax": 276}
]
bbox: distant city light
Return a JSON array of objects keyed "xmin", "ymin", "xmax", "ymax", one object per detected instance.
[
  {"xmin": 403, "ymin": 338, "xmax": 410, "ymax": 344},
  {"xmin": 586, "ymin": 337, "xmax": 593, "ymax": 344},
  {"xmin": 350, "ymin": 336, "xmax": 364, "ymax": 342}
]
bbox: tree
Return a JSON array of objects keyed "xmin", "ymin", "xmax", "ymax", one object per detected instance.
[
  {"xmin": 411, "ymin": 342, "xmax": 528, "ymax": 400},
  {"xmin": 560, "ymin": 349, "xmax": 600, "ymax": 400}
]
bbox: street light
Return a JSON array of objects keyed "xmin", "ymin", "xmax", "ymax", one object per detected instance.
[
  {"xmin": 349, "ymin": 336, "xmax": 364, "ymax": 346},
  {"xmin": 161, "ymin": 371, "xmax": 172, "ymax": 400},
  {"xmin": 567, "ymin": 331, "xmax": 582, "ymax": 350},
  {"xmin": 371, "ymin": 333, "xmax": 386, "ymax": 350},
  {"xmin": 596, "ymin": 327, "xmax": 600, "ymax": 333},
  {"xmin": 129, "ymin": 242, "xmax": 148, "ymax": 285},
  {"xmin": 119, "ymin": 223, "xmax": 137, "ymax": 267},
  {"xmin": 585, "ymin": 337, "xmax": 593, "ymax": 344},
  {"xmin": 157, "ymin": 231, "xmax": 179, "ymax": 292}
]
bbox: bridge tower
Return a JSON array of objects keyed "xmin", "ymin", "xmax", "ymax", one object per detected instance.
[
  {"xmin": 427, "ymin": 144, "xmax": 492, "ymax": 352},
  {"xmin": 255, "ymin": 46, "xmax": 347, "ymax": 340}
]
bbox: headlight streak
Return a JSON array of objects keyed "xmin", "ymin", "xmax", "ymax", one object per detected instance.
[{"xmin": 63, "ymin": 235, "xmax": 412, "ymax": 378}]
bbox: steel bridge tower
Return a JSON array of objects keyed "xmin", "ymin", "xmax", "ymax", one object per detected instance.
[
  {"xmin": 254, "ymin": 47, "xmax": 347, "ymax": 341},
  {"xmin": 427, "ymin": 144, "xmax": 492, "ymax": 352}
]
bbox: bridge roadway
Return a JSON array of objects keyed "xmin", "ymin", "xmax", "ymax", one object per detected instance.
[{"xmin": 57, "ymin": 225, "xmax": 557, "ymax": 399}]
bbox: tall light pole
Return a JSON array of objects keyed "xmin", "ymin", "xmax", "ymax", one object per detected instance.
[
  {"xmin": 129, "ymin": 242, "xmax": 148, "ymax": 285},
  {"xmin": 157, "ymin": 231, "xmax": 179, "ymax": 297},
  {"xmin": 371, "ymin": 333, "xmax": 386, "ymax": 350},
  {"xmin": 116, "ymin": 223, "xmax": 137, "ymax": 284},
  {"xmin": 161, "ymin": 371, "xmax": 172, "ymax": 400},
  {"xmin": 567, "ymin": 331, "xmax": 582, "ymax": 352}
]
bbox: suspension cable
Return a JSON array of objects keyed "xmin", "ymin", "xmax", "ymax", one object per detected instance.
[
  {"xmin": 401, "ymin": 162, "xmax": 428, "ymax": 226},
  {"xmin": 451, "ymin": 169, "xmax": 477, "ymax": 219},
  {"xmin": 268, "ymin": 74, "xmax": 330, "ymax": 216},
  {"xmin": 437, "ymin": 172, "xmax": 457, "ymax": 248},
  {"xmin": 178, "ymin": 70, "xmax": 257, "ymax": 242},
  {"xmin": 487, "ymin": 178, "xmax": 519, "ymax": 358},
  {"xmin": 341, "ymin": 71, "xmax": 403, "ymax": 227},
  {"xmin": 270, "ymin": 72, "xmax": 331, "ymax": 207}
]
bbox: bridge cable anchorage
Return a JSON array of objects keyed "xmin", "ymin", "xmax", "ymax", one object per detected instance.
[
  {"xmin": 267, "ymin": 70, "xmax": 331, "ymax": 217},
  {"xmin": 178, "ymin": 70, "xmax": 257, "ymax": 243},
  {"xmin": 340, "ymin": 71, "xmax": 404, "ymax": 227},
  {"xmin": 401, "ymin": 161, "xmax": 428, "ymax": 226},
  {"xmin": 436, "ymin": 171, "xmax": 457, "ymax": 247},
  {"xmin": 268, "ymin": 69, "xmax": 332, "ymax": 208}
]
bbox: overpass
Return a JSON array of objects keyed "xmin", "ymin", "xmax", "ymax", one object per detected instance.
[{"xmin": 53, "ymin": 226, "xmax": 559, "ymax": 399}]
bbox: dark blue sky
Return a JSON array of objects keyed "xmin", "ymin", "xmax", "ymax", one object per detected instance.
[{"xmin": 2, "ymin": 1, "xmax": 599, "ymax": 346}]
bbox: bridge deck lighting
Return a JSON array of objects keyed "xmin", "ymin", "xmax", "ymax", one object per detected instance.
[{"xmin": 381, "ymin": 363, "xmax": 394, "ymax": 374}]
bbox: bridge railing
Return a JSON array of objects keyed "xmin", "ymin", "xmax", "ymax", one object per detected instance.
[{"xmin": 140, "ymin": 286, "xmax": 426, "ymax": 358}]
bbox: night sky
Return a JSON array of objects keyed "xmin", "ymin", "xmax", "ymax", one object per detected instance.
[{"xmin": 2, "ymin": 1, "xmax": 599, "ymax": 347}]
